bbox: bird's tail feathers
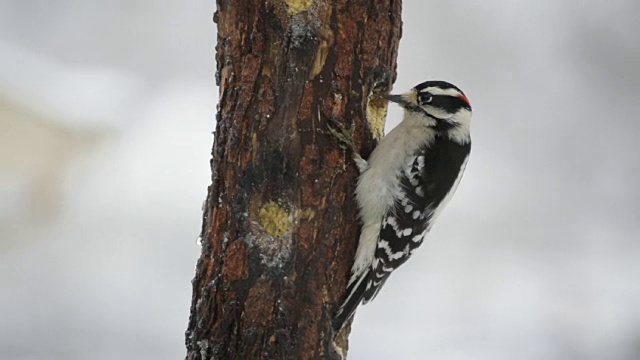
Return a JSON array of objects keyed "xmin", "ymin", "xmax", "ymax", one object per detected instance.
[
  {"xmin": 333, "ymin": 269, "xmax": 371, "ymax": 331},
  {"xmin": 362, "ymin": 269, "xmax": 390, "ymax": 304}
]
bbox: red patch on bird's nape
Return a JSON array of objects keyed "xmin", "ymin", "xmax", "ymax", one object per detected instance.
[{"xmin": 458, "ymin": 94, "xmax": 471, "ymax": 107}]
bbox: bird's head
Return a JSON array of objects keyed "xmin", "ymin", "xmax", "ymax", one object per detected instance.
[{"xmin": 384, "ymin": 80, "xmax": 472, "ymax": 131}]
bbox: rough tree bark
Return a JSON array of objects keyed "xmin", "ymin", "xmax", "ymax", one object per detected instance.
[{"xmin": 186, "ymin": 1, "xmax": 402, "ymax": 359}]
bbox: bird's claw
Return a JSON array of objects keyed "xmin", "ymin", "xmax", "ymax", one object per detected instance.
[{"xmin": 327, "ymin": 118, "xmax": 357, "ymax": 154}]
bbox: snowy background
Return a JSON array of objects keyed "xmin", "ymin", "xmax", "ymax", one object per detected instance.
[{"xmin": 1, "ymin": 1, "xmax": 639, "ymax": 359}]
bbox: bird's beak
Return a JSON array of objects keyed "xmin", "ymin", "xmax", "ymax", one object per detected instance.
[
  {"xmin": 382, "ymin": 92, "xmax": 413, "ymax": 107},
  {"xmin": 382, "ymin": 94, "xmax": 405, "ymax": 104}
]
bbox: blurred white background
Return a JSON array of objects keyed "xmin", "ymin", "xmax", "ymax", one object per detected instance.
[{"xmin": 1, "ymin": 1, "xmax": 639, "ymax": 359}]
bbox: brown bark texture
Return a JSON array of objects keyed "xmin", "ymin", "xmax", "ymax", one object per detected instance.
[{"xmin": 186, "ymin": 1, "xmax": 402, "ymax": 359}]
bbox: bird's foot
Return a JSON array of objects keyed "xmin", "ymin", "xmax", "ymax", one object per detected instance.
[
  {"xmin": 327, "ymin": 117, "xmax": 358, "ymax": 153},
  {"xmin": 327, "ymin": 118, "xmax": 368, "ymax": 173}
]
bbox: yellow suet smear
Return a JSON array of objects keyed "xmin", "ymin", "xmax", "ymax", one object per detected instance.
[
  {"xmin": 259, "ymin": 202, "xmax": 292, "ymax": 237},
  {"xmin": 366, "ymin": 95, "xmax": 388, "ymax": 140},
  {"xmin": 284, "ymin": 0, "xmax": 313, "ymax": 15}
]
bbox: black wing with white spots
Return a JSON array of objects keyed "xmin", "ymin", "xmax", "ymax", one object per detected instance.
[{"xmin": 362, "ymin": 135, "xmax": 471, "ymax": 302}]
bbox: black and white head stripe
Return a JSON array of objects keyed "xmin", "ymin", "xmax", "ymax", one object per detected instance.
[
  {"xmin": 384, "ymin": 80, "xmax": 471, "ymax": 127},
  {"xmin": 414, "ymin": 80, "xmax": 463, "ymax": 93},
  {"xmin": 414, "ymin": 80, "xmax": 471, "ymax": 112}
]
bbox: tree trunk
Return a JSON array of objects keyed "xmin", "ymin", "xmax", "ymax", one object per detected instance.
[{"xmin": 186, "ymin": 1, "xmax": 402, "ymax": 359}]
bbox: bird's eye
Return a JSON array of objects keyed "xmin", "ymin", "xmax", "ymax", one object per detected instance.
[{"xmin": 419, "ymin": 93, "xmax": 433, "ymax": 104}]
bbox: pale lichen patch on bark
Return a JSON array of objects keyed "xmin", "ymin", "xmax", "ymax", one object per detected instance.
[
  {"xmin": 196, "ymin": 339, "xmax": 210, "ymax": 359},
  {"xmin": 245, "ymin": 231, "xmax": 293, "ymax": 268}
]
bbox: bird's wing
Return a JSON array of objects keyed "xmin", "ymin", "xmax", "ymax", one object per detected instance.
[
  {"xmin": 333, "ymin": 137, "xmax": 470, "ymax": 330},
  {"xmin": 364, "ymin": 137, "xmax": 471, "ymax": 302}
]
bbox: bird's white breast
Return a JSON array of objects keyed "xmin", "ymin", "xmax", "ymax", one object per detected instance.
[{"xmin": 355, "ymin": 113, "xmax": 436, "ymax": 225}]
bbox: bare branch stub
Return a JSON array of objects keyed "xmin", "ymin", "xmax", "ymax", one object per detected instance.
[{"xmin": 186, "ymin": 1, "xmax": 402, "ymax": 359}]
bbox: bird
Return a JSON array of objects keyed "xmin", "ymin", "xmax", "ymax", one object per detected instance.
[{"xmin": 329, "ymin": 80, "xmax": 472, "ymax": 331}]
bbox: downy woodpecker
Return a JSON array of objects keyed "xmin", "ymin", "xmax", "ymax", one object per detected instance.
[{"xmin": 330, "ymin": 80, "xmax": 472, "ymax": 331}]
